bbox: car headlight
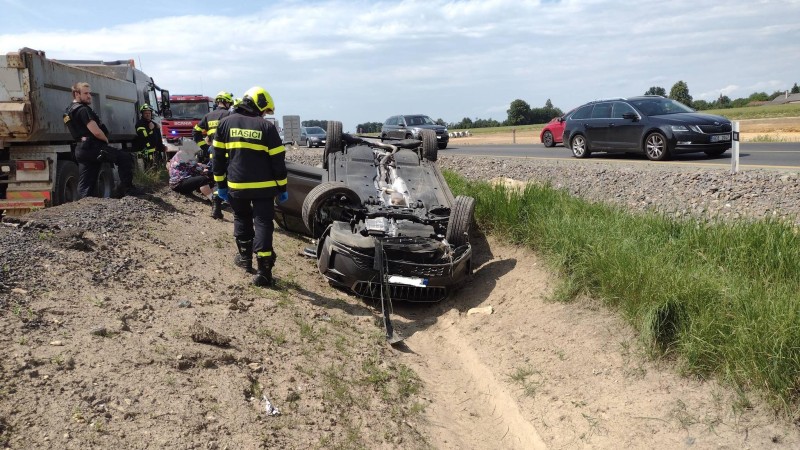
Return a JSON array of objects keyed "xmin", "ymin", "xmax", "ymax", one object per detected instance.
[
  {"xmin": 670, "ymin": 125, "xmax": 689, "ymax": 132},
  {"xmin": 688, "ymin": 125, "xmax": 702, "ymax": 133}
]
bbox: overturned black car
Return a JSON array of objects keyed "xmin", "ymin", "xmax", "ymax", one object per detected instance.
[{"xmin": 274, "ymin": 121, "xmax": 475, "ymax": 305}]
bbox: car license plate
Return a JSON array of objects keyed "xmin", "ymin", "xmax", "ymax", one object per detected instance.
[
  {"xmin": 711, "ymin": 134, "xmax": 731, "ymax": 142},
  {"xmin": 388, "ymin": 275, "xmax": 428, "ymax": 287}
]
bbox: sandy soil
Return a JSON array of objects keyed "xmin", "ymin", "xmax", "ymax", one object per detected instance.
[{"xmin": 2, "ymin": 188, "xmax": 799, "ymax": 449}]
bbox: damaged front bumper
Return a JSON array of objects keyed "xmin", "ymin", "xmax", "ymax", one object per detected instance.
[{"xmin": 316, "ymin": 222, "xmax": 472, "ymax": 302}]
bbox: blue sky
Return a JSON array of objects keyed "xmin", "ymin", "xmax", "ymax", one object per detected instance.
[{"xmin": 2, "ymin": 0, "xmax": 798, "ymax": 131}]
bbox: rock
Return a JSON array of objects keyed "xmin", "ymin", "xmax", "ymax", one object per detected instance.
[
  {"xmin": 90, "ymin": 326, "xmax": 108, "ymax": 337},
  {"xmin": 49, "ymin": 340, "xmax": 64, "ymax": 346},
  {"xmin": 11, "ymin": 288, "xmax": 28, "ymax": 295},
  {"xmin": 248, "ymin": 362, "xmax": 262, "ymax": 372},
  {"xmin": 177, "ymin": 299, "xmax": 192, "ymax": 308},
  {"xmin": 189, "ymin": 322, "xmax": 231, "ymax": 347},
  {"xmin": 467, "ymin": 306, "xmax": 493, "ymax": 316}
]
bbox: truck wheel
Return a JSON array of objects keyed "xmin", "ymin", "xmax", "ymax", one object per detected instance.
[
  {"xmin": 95, "ymin": 163, "xmax": 115, "ymax": 198},
  {"xmin": 323, "ymin": 121, "xmax": 343, "ymax": 170},
  {"xmin": 445, "ymin": 195, "xmax": 475, "ymax": 247},
  {"xmin": 302, "ymin": 182, "xmax": 360, "ymax": 238},
  {"xmin": 53, "ymin": 161, "xmax": 79, "ymax": 206},
  {"xmin": 420, "ymin": 129, "xmax": 438, "ymax": 161}
]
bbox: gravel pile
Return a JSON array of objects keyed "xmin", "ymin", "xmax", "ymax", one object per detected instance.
[{"xmin": 286, "ymin": 147, "xmax": 800, "ymax": 225}]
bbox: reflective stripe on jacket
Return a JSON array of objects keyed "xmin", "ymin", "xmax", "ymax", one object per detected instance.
[
  {"xmin": 193, "ymin": 108, "xmax": 231, "ymax": 147},
  {"xmin": 212, "ymin": 111, "xmax": 287, "ymax": 199}
]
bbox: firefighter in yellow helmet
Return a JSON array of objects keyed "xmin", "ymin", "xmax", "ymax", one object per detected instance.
[
  {"xmin": 134, "ymin": 104, "xmax": 167, "ymax": 169},
  {"xmin": 213, "ymin": 86, "xmax": 287, "ymax": 287},
  {"xmin": 193, "ymin": 91, "xmax": 233, "ymax": 219}
]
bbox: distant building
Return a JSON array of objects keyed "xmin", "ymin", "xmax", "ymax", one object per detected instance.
[{"xmin": 770, "ymin": 91, "xmax": 800, "ymax": 105}]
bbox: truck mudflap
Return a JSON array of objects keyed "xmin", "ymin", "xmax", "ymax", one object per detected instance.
[{"xmin": 0, "ymin": 190, "xmax": 51, "ymax": 214}]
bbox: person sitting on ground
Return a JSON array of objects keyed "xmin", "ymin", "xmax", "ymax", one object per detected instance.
[{"xmin": 167, "ymin": 148, "xmax": 219, "ymax": 213}]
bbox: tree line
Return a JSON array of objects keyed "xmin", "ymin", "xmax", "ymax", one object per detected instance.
[{"xmin": 339, "ymin": 80, "xmax": 800, "ymax": 133}]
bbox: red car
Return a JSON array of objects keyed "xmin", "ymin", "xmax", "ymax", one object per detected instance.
[{"xmin": 540, "ymin": 113, "xmax": 569, "ymax": 147}]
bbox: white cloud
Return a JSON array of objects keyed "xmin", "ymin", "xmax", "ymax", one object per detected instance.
[{"xmin": 1, "ymin": 0, "xmax": 799, "ymax": 130}]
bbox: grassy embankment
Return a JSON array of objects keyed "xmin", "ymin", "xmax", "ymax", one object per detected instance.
[
  {"xmin": 444, "ymin": 172, "xmax": 800, "ymax": 415},
  {"xmin": 448, "ymin": 103, "xmax": 800, "ymax": 137}
]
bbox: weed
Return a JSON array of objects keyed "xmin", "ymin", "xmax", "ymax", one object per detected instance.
[
  {"xmin": 296, "ymin": 318, "xmax": 317, "ymax": 342},
  {"xmin": 507, "ymin": 366, "xmax": 542, "ymax": 397},
  {"xmin": 165, "ymin": 376, "xmax": 176, "ymax": 387},
  {"xmin": 748, "ymin": 134, "xmax": 788, "ymax": 143},
  {"xmin": 17, "ymin": 336, "xmax": 27, "ymax": 346},
  {"xmin": 395, "ymin": 364, "xmax": 422, "ymax": 399},
  {"xmin": 446, "ymin": 171, "xmax": 800, "ymax": 410}
]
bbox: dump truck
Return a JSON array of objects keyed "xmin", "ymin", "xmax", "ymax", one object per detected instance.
[{"xmin": 0, "ymin": 47, "xmax": 170, "ymax": 215}]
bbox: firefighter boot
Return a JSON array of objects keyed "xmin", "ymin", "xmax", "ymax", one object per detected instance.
[
  {"xmin": 234, "ymin": 239, "xmax": 253, "ymax": 272},
  {"xmin": 253, "ymin": 254, "xmax": 276, "ymax": 288},
  {"xmin": 211, "ymin": 195, "xmax": 224, "ymax": 220}
]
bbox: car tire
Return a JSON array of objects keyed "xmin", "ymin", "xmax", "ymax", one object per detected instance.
[
  {"xmin": 306, "ymin": 138, "xmax": 312, "ymax": 149},
  {"xmin": 53, "ymin": 160, "xmax": 79, "ymax": 206},
  {"xmin": 96, "ymin": 163, "xmax": 115, "ymax": 198},
  {"xmin": 323, "ymin": 121, "xmax": 343, "ymax": 169},
  {"xmin": 704, "ymin": 148, "xmax": 727, "ymax": 157},
  {"xmin": 542, "ymin": 131, "xmax": 555, "ymax": 147},
  {"xmin": 445, "ymin": 195, "xmax": 475, "ymax": 247},
  {"xmin": 301, "ymin": 181, "xmax": 361, "ymax": 238},
  {"xmin": 420, "ymin": 129, "xmax": 438, "ymax": 162},
  {"xmin": 570, "ymin": 135, "xmax": 591, "ymax": 158},
  {"xmin": 644, "ymin": 132, "xmax": 670, "ymax": 161}
]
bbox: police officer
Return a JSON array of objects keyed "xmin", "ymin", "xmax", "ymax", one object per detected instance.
[
  {"xmin": 193, "ymin": 91, "xmax": 233, "ymax": 219},
  {"xmin": 212, "ymin": 86, "xmax": 287, "ymax": 287},
  {"xmin": 135, "ymin": 104, "xmax": 166, "ymax": 169},
  {"xmin": 64, "ymin": 82, "xmax": 140, "ymax": 198}
]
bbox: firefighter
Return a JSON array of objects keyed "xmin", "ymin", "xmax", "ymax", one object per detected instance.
[
  {"xmin": 212, "ymin": 86, "xmax": 288, "ymax": 287},
  {"xmin": 64, "ymin": 82, "xmax": 140, "ymax": 198},
  {"xmin": 193, "ymin": 91, "xmax": 233, "ymax": 162},
  {"xmin": 134, "ymin": 104, "xmax": 167, "ymax": 169},
  {"xmin": 193, "ymin": 91, "xmax": 233, "ymax": 219}
]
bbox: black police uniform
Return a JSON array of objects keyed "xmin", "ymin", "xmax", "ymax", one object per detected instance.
[
  {"xmin": 212, "ymin": 108, "xmax": 286, "ymax": 283},
  {"xmin": 135, "ymin": 117, "xmax": 166, "ymax": 167},
  {"xmin": 192, "ymin": 107, "xmax": 231, "ymax": 162},
  {"xmin": 64, "ymin": 102, "xmax": 135, "ymax": 199}
]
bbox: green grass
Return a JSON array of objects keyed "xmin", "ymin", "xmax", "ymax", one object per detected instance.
[
  {"xmin": 133, "ymin": 162, "xmax": 168, "ymax": 188},
  {"xmin": 703, "ymin": 103, "xmax": 800, "ymax": 120},
  {"xmin": 445, "ymin": 103, "xmax": 800, "ymax": 133},
  {"xmin": 445, "ymin": 171, "xmax": 800, "ymax": 413}
]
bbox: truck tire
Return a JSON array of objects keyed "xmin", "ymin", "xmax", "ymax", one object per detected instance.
[
  {"xmin": 445, "ymin": 195, "xmax": 475, "ymax": 247},
  {"xmin": 302, "ymin": 182, "xmax": 360, "ymax": 238},
  {"xmin": 420, "ymin": 129, "xmax": 438, "ymax": 161},
  {"xmin": 323, "ymin": 121, "xmax": 343, "ymax": 170},
  {"xmin": 95, "ymin": 163, "xmax": 115, "ymax": 198},
  {"xmin": 53, "ymin": 161, "xmax": 79, "ymax": 206}
]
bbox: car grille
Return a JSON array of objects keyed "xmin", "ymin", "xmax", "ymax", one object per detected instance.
[
  {"xmin": 353, "ymin": 281, "xmax": 448, "ymax": 302},
  {"xmin": 698, "ymin": 123, "xmax": 732, "ymax": 133},
  {"xmin": 350, "ymin": 252, "xmax": 450, "ymax": 277}
]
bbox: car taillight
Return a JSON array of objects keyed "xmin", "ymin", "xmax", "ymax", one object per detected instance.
[{"xmin": 16, "ymin": 160, "xmax": 46, "ymax": 171}]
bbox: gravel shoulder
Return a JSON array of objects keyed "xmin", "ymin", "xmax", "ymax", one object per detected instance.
[{"xmin": 2, "ymin": 146, "xmax": 800, "ymax": 449}]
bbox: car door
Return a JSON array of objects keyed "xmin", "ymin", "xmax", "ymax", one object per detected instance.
[
  {"xmin": 608, "ymin": 102, "xmax": 644, "ymax": 151},
  {"xmin": 383, "ymin": 116, "xmax": 398, "ymax": 138},
  {"xmin": 586, "ymin": 102, "xmax": 613, "ymax": 150}
]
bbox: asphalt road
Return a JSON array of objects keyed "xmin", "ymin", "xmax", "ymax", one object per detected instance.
[{"xmin": 443, "ymin": 142, "xmax": 800, "ymax": 170}]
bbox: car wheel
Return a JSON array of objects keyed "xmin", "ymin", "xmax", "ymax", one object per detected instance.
[
  {"xmin": 323, "ymin": 121, "xmax": 343, "ymax": 169},
  {"xmin": 302, "ymin": 182, "xmax": 361, "ymax": 238},
  {"xmin": 570, "ymin": 135, "xmax": 591, "ymax": 158},
  {"xmin": 445, "ymin": 195, "xmax": 475, "ymax": 247},
  {"xmin": 306, "ymin": 138, "xmax": 312, "ymax": 149},
  {"xmin": 644, "ymin": 132, "xmax": 670, "ymax": 161},
  {"xmin": 542, "ymin": 131, "xmax": 555, "ymax": 147},
  {"xmin": 420, "ymin": 129, "xmax": 438, "ymax": 162},
  {"xmin": 53, "ymin": 160, "xmax": 79, "ymax": 205},
  {"xmin": 704, "ymin": 148, "xmax": 727, "ymax": 157},
  {"xmin": 95, "ymin": 163, "xmax": 115, "ymax": 198}
]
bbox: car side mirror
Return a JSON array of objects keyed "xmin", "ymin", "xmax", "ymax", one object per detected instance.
[
  {"xmin": 398, "ymin": 123, "xmax": 405, "ymax": 128},
  {"xmin": 557, "ymin": 117, "xmax": 565, "ymax": 123},
  {"xmin": 622, "ymin": 112, "xmax": 638, "ymax": 120}
]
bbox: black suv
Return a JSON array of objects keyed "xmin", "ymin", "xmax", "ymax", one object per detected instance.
[
  {"xmin": 562, "ymin": 96, "xmax": 732, "ymax": 161},
  {"xmin": 381, "ymin": 114, "xmax": 449, "ymax": 149}
]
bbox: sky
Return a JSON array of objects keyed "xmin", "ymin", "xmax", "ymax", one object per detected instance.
[{"xmin": 1, "ymin": 0, "xmax": 799, "ymax": 131}]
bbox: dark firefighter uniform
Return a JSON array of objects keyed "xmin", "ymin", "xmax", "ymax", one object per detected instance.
[
  {"xmin": 212, "ymin": 109, "xmax": 286, "ymax": 285},
  {"xmin": 135, "ymin": 117, "xmax": 166, "ymax": 167},
  {"xmin": 192, "ymin": 108, "xmax": 231, "ymax": 162},
  {"xmin": 64, "ymin": 102, "xmax": 135, "ymax": 198}
]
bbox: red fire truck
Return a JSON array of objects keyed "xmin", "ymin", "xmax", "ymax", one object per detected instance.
[{"xmin": 161, "ymin": 95, "xmax": 211, "ymax": 143}]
